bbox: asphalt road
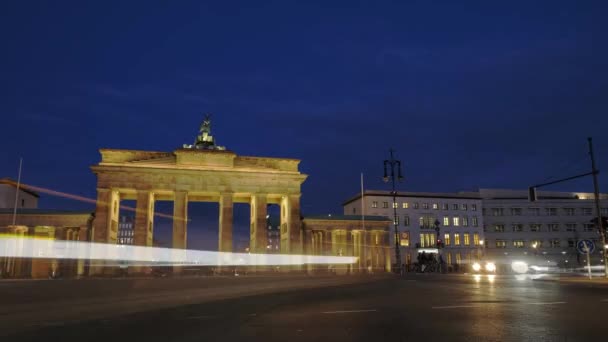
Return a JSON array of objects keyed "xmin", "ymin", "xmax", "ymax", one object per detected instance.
[{"xmin": 5, "ymin": 274, "xmax": 608, "ymax": 342}]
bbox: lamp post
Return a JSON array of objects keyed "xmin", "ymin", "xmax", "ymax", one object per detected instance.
[
  {"xmin": 383, "ymin": 148, "xmax": 404, "ymax": 274},
  {"xmin": 434, "ymin": 219, "xmax": 442, "ymax": 273}
]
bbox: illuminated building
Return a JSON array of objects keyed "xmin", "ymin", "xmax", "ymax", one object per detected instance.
[{"xmin": 0, "ymin": 178, "xmax": 39, "ymax": 209}]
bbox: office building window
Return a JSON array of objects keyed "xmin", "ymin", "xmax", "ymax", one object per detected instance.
[
  {"xmin": 473, "ymin": 233, "xmax": 480, "ymax": 246},
  {"xmin": 454, "ymin": 234, "xmax": 461, "ymax": 246},
  {"xmin": 453, "ymin": 217, "xmax": 460, "ymax": 226},
  {"xmin": 420, "ymin": 215, "xmax": 435, "ymax": 229},
  {"xmin": 372, "ymin": 201, "xmax": 378, "ymax": 208},
  {"xmin": 393, "ymin": 202, "xmax": 398, "ymax": 209},
  {"xmin": 531, "ymin": 240, "xmax": 542, "ymax": 248},
  {"xmin": 494, "ymin": 224, "xmax": 505, "ymax": 232},
  {"xmin": 567, "ymin": 239, "xmax": 575, "ymax": 248},
  {"xmin": 420, "ymin": 233, "xmax": 435, "ymax": 248},
  {"xmin": 455, "ymin": 253, "xmax": 462, "ymax": 265},
  {"xmin": 453, "ymin": 204, "xmax": 459, "ymax": 210},
  {"xmin": 432, "ymin": 203, "xmax": 438, "ymax": 210},
  {"xmin": 472, "ymin": 216, "xmax": 478, "ymax": 227},
  {"xmin": 400, "ymin": 232, "xmax": 410, "ymax": 247},
  {"xmin": 511, "ymin": 208, "xmax": 522, "ymax": 216},
  {"xmin": 601, "ymin": 208, "xmax": 608, "ymax": 215},
  {"xmin": 512, "ymin": 224, "xmax": 524, "ymax": 232},
  {"xmin": 548, "ymin": 224, "xmax": 559, "ymax": 232},
  {"xmin": 442, "ymin": 203, "xmax": 449, "ymax": 210},
  {"xmin": 491, "ymin": 208, "xmax": 504, "ymax": 216},
  {"xmin": 444, "ymin": 233, "xmax": 451, "ymax": 246},
  {"xmin": 550, "ymin": 239, "xmax": 561, "ymax": 248},
  {"xmin": 443, "ymin": 216, "xmax": 449, "ymax": 226},
  {"xmin": 582, "ymin": 208, "xmax": 593, "ymax": 215},
  {"xmin": 383, "ymin": 202, "xmax": 389, "ymax": 208},
  {"xmin": 462, "ymin": 216, "xmax": 469, "ymax": 226},
  {"xmin": 404, "ymin": 216, "xmax": 410, "ymax": 226},
  {"xmin": 352, "ymin": 207, "xmax": 356, "ymax": 214},
  {"xmin": 446, "ymin": 253, "xmax": 452, "ymax": 265},
  {"xmin": 471, "ymin": 204, "xmax": 477, "ymax": 211},
  {"xmin": 513, "ymin": 240, "xmax": 525, "ymax": 248},
  {"xmin": 413, "ymin": 202, "xmax": 419, "ymax": 209},
  {"xmin": 563, "ymin": 208, "xmax": 575, "ymax": 216},
  {"xmin": 530, "ymin": 224, "xmax": 541, "ymax": 232},
  {"xmin": 583, "ymin": 224, "xmax": 595, "ymax": 232},
  {"xmin": 495, "ymin": 240, "xmax": 507, "ymax": 248},
  {"xmin": 422, "ymin": 203, "xmax": 429, "ymax": 209},
  {"xmin": 565, "ymin": 223, "xmax": 577, "ymax": 232},
  {"xmin": 394, "ymin": 216, "xmax": 399, "ymax": 225},
  {"xmin": 402, "ymin": 202, "xmax": 409, "ymax": 209},
  {"xmin": 463, "ymin": 233, "xmax": 470, "ymax": 246},
  {"xmin": 461, "ymin": 204, "xmax": 467, "ymax": 211},
  {"xmin": 528, "ymin": 208, "xmax": 540, "ymax": 216},
  {"xmin": 546, "ymin": 208, "xmax": 558, "ymax": 216}
]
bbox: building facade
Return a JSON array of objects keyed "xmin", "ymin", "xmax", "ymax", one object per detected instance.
[
  {"xmin": 0, "ymin": 178, "xmax": 39, "ymax": 209},
  {"xmin": 480, "ymin": 189, "xmax": 608, "ymax": 269},
  {"xmin": 117, "ymin": 216, "xmax": 135, "ymax": 245},
  {"xmin": 343, "ymin": 191, "xmax": 485, "ymax": 270}
]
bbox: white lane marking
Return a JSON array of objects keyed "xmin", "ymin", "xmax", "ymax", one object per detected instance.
[
  {"xmin": 322, "ymin": 309, "xmax": 377, "ymax": 314},
  {"xmin": 432, "ymin": 305, "xmax": 478, "ymax": 310},
  {"xmin": 526, "ymin": 302, "xmax": 566, "ymax": 305}
]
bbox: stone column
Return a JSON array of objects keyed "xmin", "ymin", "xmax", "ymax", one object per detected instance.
[
  {"xmin": 324, "ymin": 230, "xmax": 332, "ymax": 255},
  {"xmin": 218, "ymin": 192, "xmax": 233, "ymax": 252},
  {"xmin": 280, "ymin": 194, "xmax": 302, "ymax": 254},
  {"xmin": 134, "ymin": 191, "xmax": 155, "ymax": 247},
  {"xmin": 249, "ymin": 194, "xmax": 267, "ymax": 253},
  {"xmin": 93, "ymin": 189, "xmax": 111, "ymax": 243},
  {"xmin": 172, "ymin": 191, "xmax": 188, "ymax": 249},
  {"xmin": 346, "ymin": 230, "xmax": 353, "ymax": 274}
]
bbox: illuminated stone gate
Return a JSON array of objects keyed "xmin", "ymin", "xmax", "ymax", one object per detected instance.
[{"xmin": 91, "ymin": 117, "xmax": 307, "ymax": 264}]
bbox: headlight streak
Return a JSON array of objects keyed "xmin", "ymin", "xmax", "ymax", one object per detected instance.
[{"xmin": 0, "ymin": 236, "xmax": 357, "ymax": 266}]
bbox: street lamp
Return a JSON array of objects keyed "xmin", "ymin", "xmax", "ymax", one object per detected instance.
[
  {"xmin": 434, "ymin": 219, "xmax": 442, "ymax": 272},
  {"xmin": 383, "ymin": 148, "xmax": 404, "ymax": 274}
]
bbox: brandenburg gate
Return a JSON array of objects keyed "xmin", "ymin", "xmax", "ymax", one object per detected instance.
[{"xmin": 90, "ymin": 116, "xmax": 307, "ymax": 259}]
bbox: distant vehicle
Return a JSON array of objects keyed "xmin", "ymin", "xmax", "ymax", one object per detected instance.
[{"xmin": 472, "ymin": 261, "xmax": 496, "ymax": 274}]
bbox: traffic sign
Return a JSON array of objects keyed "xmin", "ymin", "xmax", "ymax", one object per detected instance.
[{"xmin": 577, "ymin": 239, "xmax": 595, "ymax": 254}]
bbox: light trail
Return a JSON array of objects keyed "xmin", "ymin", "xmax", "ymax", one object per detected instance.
[{"xmin": 0, "ymin": 235, "xmax": 357, "ymax": 266}]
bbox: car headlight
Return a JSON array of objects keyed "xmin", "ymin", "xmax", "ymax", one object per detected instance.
[
  {"xmin": 472, "ymin": 262, "xmax": 481, "ymax": 272},
  {"xmin": 485, "ymin": 262, "xmax": 496, "ymax": 272}
]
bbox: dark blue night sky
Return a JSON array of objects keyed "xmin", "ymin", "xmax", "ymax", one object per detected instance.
[{"xmin": 1, "ymin": 1, "xmax": 607, "ymax": 249}]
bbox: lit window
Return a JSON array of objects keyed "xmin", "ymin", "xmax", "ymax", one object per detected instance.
[
  {"xmin": 463, "ymin": 233, "xmax": 470, "ymax": 246},
  {"xmin": 495, "ymin": 240, "xmax": 507, "ymax": 248},
  {"xmin": 461, "ymin": 204, "xmax": 467, "ymax": 211},
  {"xmin": 400, "ymin": 232, "xmax": 410, "ymax": 247},
  {"xmin": 471, "ymin": 204, "xmax": 477, "ymax": 211},
  {"xmin": 422, "ymin": 203, "xmax": 429, "ymax": 209},
  {"xmin": 402, "ymin": 202, "xmax": 409, "ymax": 209},
  {"xmin": 530, "ymin": 224, "xmax": 541, "ymax": 232},
  {"xmin": 394, "ymin": 216, "xmax": 399, "ymax": 225},
  {"xmin": 393, "ymin": 202, "xmax": 398, "ymax": 209},
  {"xmin": 372, "ymin": 201, "xmax": 378, "ymax": 208},
  {"xmin": 403, "ymin": 216, "xmax": 410, "ymax": 226},
  {"xmin": 462, "ymin": 216, "xmax": 468, "ymax": 226},
  {"xmin": 473, "ymin": 233, "xmax": 480, "ymax": 246},
  {"xmin": 455, "ymin": 253, "xmax": 462, "ymax": 264},
  {"xmin": 494, "ymin": 224, "xmax": 505, "ymax": 232},
  {"xmin": 548, "ymin": 224, "xmax": 559, "ymax": 232},
  {"xmin": 444, "ymin": 233, "xmax": 451, "ymax": 246},
  {"xmin": 454, "ymin": 234, "xmax": 461, "ymax": 246},
  {"xmin": 472, "ymin": 216, "xmax": 478, "ymax": 227},
  {"xmin": 432, "ymin": 203, "xmax": 438, "ymax": 210},
  {"xmin": 413, "ymin": 203, "xmax": 419, "ymax": 209},
  {"xmin": 383, "ymin": 202, "xmax": 389, "ymax": 208},
  {"xmin": 443, "ymin": 216, "xmax": 449, "ymax": 226},
  {"xmin": 512, "ymin": 224, "xmax": 523, "ymax": 232},
  {"xmin": 453, "ymin": 217, "xmax": 460, "ymax": 226},
  {"xmin": 530, "ymin": 240, "xmax": 542, "ymax": 248},
  {"xmin": 446, "ymin": 252, "xmax": 452, "ymax": 264},
  {"xmin": 513, "ymin": 240, "xmax": 524, "ymax": 248}
]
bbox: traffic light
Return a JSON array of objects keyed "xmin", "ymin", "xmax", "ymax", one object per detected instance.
[
  {"xmin": 528, "ymin": 187, "xmax": 537, "ymax": 202},
  {"xmin": 436, "ymin": 239, "xmax": 443, "ymax": 248}
]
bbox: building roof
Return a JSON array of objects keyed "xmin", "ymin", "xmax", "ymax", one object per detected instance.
[
  {"xmin": 303, "ymin": 215, "xmax": 391, "ymax": 222},
  {"xmin": 0, "ymin": 208, "xmax": 93, "ymax": 215},
  {"xmin": 0, "ymin": 178, "xmax": 40, "ymax": 198},
  {"xmin": 342, "ymin": 190, "xmax": 481, "ymax": 206}
]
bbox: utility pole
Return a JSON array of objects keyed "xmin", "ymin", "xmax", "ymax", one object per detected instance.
[
  {"xmin": 383, "ymin": 148, "xmax": 404, "ymax": 274},
  {"xmin": 588, "ymin": 137, "xmax": 608, "ymax": 278}
]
